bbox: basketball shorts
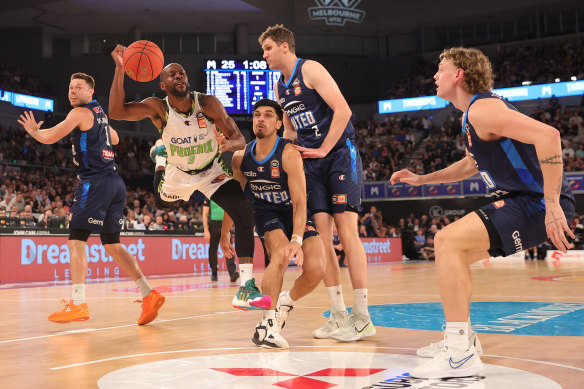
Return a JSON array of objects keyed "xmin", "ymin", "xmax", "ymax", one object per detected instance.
[
  {"xmin": 303, "ymin": 138, "xmax": 363, "ymax": 215},
  {"xmin": 159, "ymin": 158, "xmax": 232, "ymax": 202},
  {"xmin": 253, "ymin": 206, "xmax": 319, "ymax": 241},
  {"xmin": 476, "ymin": 194, "xmax": 575, "ymax": 257},
  {"xmin": 69, "ymin": 172, "xmax": 125, "ymax": 232}
]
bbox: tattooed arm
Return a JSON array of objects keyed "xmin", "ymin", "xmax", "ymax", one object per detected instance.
[{"xmin": 468, "ymin": 98, "xmax": 574, "ymax": 251}]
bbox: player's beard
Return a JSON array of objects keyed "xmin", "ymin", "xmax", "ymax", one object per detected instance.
[{"xmin": 168, "ymin": 82, "xmax": 190, "ymax": 97}]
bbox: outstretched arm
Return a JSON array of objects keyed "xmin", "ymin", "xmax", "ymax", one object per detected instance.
[
  {"xmin": 390, "ymin": 150, "xmax": 478, "ymax": 186},
  {"xmin": 18, "ymin": 108, "xmax": 93, "ymax": 144},
  {"xmin": 109, "ymin": 45, "xmax": 164, "ymax": 129}
]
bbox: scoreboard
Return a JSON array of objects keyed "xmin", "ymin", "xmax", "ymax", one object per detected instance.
[{"xmin": 205, "ymin": 59, "xmax": 281, "ymax": 115}]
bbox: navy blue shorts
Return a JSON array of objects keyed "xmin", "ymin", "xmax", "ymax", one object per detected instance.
[
  {"xmin": 303, "ymin": 138, "xmax": 363, "ymax": 215},
  {"xmin": 69, "ymin": 172, "xmax": 126, "ymax": 233},
  {"xmin": 476, "ymin": 195, "xmax": 575, "ymax": 257},
  {"xmin": 253, "ymin": 206, "xmax": 319, "ymax": 241}
]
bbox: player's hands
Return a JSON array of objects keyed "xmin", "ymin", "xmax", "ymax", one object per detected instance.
[
  {"xmin": 390, "ymin": 169, "xmax": 424, "ymax": 186},
  {"xmin": 213, "ymin": 127, "xmax": 228, "ymax": 153},
  {"xmin": 284, "ymin": 240, "xmax": 304, "ymax": 266},
  {"xmin": 219, "ymin": 230, "xmax": 235, "ymax": 259},
  {"xmin": 203, "ymin": 230, "xmax": 210, "ymax": 241},
  {"xmin": 293, "ymin": 145, "xmax": 327, "ymax": 159},
  {"xmin": 545, "ymin": 202, "xmax": 574, "ymax": 253},
  {"xmin": 18, "ymin": 111, "xmax": 43, "ymax": 136},
  {"xmin": 111, "ymin": 45, "xmax": 126, "ymax": 68}
]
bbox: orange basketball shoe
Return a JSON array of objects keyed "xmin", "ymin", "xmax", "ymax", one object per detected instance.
[
  {"xmin": 48, "ymin": 299, "xmax": 90, "ymax": 323},
  {"xmin": 137, "ymin": 290, "xmax": 165, "ymax": 325}
]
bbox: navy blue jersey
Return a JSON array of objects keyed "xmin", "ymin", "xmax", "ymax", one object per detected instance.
[
  {"xmin": 70, "ymin": 100, "xmax": 117, "ymax": 180},
  {"xmin": 240, "ymin": 136, "xmax": 292, "ymax": 211},
  {"xmin": 277, "ymin": 58, "xmax": 355, "ymax": 149},
  {"xmin": 463, "ymin": 92, "xmax": 573, "ymax": 202}
]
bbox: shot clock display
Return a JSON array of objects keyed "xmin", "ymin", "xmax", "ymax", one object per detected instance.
[{"xmin": 205, "ymin": 59, "xmax": 281, "ymax": 115}]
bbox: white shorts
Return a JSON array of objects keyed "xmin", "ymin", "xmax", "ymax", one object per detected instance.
[{"xmin": 159, "ymin": 158, "xmax": 232, "ymax": 202}]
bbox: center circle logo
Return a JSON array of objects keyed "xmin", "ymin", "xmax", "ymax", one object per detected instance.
[
  {"xmin": 429, "ymin": 205, "xmax": 443, "ymax": 218},
  {"xmin": 98, "ymin": 351, "xmax": 560, "ymax": 388}
]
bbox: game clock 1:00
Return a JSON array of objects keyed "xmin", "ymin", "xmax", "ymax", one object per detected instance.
[{"xmin": 205, "ymin": 59, "xmax": 281, "ymax": 115}]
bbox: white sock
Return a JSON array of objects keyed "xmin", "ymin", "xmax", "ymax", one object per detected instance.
[
  {"xmin": 327, "ymin": 285, "xmax": 346, "ymax": 313},
  {"xmin": 239, "ymin": 263, "xmax": 253, "ymax": 286},
  {"xmin": 445, "ymin": 322, "xmax": 470, "ymax": 351},
  {"xmin": 155, "ymin": 156, "xmax": 166, "ymax": 168},
  {"xmin": 352, "ymin": 288, "xmax": 369, "ymax": 316},
  {"xmin": 279, "ymin": 290, "xmax": 294, "ymax": 307},
  {"xmin": 72, "ymin": 284, "xmax": 85, "ymax": 305},
  {"xmin": 263, "ymin": 309, "xmax": 276, "ymax": 321},
  {"xmin": 135, "ymin": 276, "xmax": 152, "ymax": 298}
]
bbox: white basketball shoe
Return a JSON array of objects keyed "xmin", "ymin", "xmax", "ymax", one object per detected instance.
[
  {"xmin": 312, "ymin": 310, "xmax": 349, "ymax": 339},
  {"xmin": 330, "ymin": 312, "xmax": 376, "ymax": 342},
  {"xmin": 417, "ymin": 330, "xmax": 483, "ymax": 358},
  {"xmin": 410, "ymin": 344, "xmax": 484, "ymax": 379},
  {"xmin": 252, "ymin": 318, "xmax": 289, "ymax": 349}
]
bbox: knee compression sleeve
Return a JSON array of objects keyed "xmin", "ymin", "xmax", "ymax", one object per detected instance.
[
  {"xmin": 100, "ymin": 232, "xmax": 121, "ymax": 245},
  {"xmin": 69, "ymin": 229, "xmax": 91, "ymax": 242}
]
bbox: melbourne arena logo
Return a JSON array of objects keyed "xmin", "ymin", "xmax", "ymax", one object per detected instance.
[{"xmin": 308, "ymin": 0, "xmax": 366, "ymax": 26}]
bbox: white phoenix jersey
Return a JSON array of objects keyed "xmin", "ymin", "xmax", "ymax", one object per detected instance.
[{"xmin": 161, "ymin": 92, "xmax": 218, "ymax": 171}]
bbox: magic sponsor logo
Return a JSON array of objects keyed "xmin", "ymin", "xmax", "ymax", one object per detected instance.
[
  {"xmin": 308, "ymin": 0, "xmax": 366, "ymax": 26},
  {"xmin": 20, "ymin": 238, "xmax": 145, "ymax": 265}
]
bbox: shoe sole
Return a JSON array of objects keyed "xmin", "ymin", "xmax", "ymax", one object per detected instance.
[
  {"xmin": 331, "ymin": 328, "xmax": 377, "ymax": 342},
  {"xmin": 138, "ymin": 295, "xmax": 166, "ymax": 325},
  {"xmin": 49, "ymin": 315, "xmax": 89, "ymax": 323},
  {"xmin": 410, "ymin": 362, "xmax": 484, "ymax": 379}
]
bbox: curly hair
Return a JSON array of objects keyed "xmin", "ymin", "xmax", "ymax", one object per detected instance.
[
  {"xmin": 440, "ymin": 47, "xmax": 494, "ymax": 94},
  {"xmin": 258, "ymin": 24, "xmax": 295, "ymax": 54}
]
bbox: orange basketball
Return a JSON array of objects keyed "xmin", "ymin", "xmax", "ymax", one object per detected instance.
[{"xmin": 123, "ymin": 40, "xmax": 164, "ymax": 82}]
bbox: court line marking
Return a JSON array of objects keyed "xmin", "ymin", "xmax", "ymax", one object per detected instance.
[
  {"xmin": 0, "ymin": 311, "xmax": 238, "ymax": 345},
  {"xmin": 50, "ymin": 345, "xmax": 584, "ymax": 373}
]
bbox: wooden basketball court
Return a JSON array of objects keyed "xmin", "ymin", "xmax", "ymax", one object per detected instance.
[{"xmin": 1, "ymin": 259, "xmax": 583, "ymax": 388}]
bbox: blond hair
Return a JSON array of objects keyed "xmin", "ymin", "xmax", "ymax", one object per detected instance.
[
  {"xmin": 440, "ymin": 47, "xmax": 494, "ymax": 94},
  {"xmin": 258, "ymin": 24, "xmax": 295, "ymax": 54},
  {"xmin": 70, "ymin": 72, "xmax": 95, "ymax": 89}
]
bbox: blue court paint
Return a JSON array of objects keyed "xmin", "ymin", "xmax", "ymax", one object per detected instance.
[{"xmin": 324, "ymin": 302, "xmax": 584, "ymax": 336}]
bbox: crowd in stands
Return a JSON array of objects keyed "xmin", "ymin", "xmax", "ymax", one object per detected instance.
[
  {"xmin": 386, "ymin": 37, "xmax": 584, "ymax": 99},
  {"xmin": 358, "ymin": 204, "xmax": 584, "ymax": 259},
  {"xmin": 0, "ymin": 60, "xmax": 49, "ymax": 96}
]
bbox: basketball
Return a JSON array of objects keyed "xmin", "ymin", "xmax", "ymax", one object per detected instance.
[{"xmin": 123, "ymin": 40, "xmax": 164, "ymax": 82}]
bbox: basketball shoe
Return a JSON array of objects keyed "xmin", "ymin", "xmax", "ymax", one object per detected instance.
[
  {"xmin": 252, "ymin": 318, "xmax": 289, "ymax": 349},
  {"xmin": 137, "ymin": 290, "xmax": 165, "ymax": 325},
  {"xmin": 312, "ymin": 310, "xmax": 349, "ymax": 339},
  {"xmin": 232, "ymin": 279, "xmax": 272, "ymax": 310},
  {"xmin": 330, "ymin": 312, "xmax": 376, "ymax": 342},
  {"xmin": 417, "ymin": 329, "xmax": 483, "ymax": 358},
  {"xmin": 150, "ymin": 139, "xmax": 167, "ymax": 164},
  {"xmin": 410, "ymin": 344, "xmax": 484, "ymax": 379},
  {"xmin": 48, "ymin": 299, "xmax": 90, "ymax": 323},
  {"xmin": 275, "ymin": 291, "xmax": 293, "ymax": 330}
]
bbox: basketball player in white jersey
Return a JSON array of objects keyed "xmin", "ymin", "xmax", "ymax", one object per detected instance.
[{"xmin": 108, "ymin": 45, "xmax": 271, "ymax": 311}]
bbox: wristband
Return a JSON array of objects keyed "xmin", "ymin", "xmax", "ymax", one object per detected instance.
[{"xmin": 291, "ymin": 234, "xmax": 303, "ymax": 246}]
